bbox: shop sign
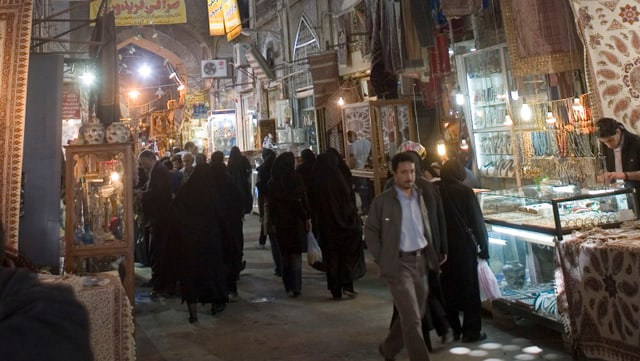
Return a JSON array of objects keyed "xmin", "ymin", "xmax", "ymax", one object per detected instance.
[
  {"xmin": 90, "ymin": 0, "xmax": 187, "ymax": 26},
  {"xmin": 62, "ymin": 89, "xmax": 81, "ymax": 119}
]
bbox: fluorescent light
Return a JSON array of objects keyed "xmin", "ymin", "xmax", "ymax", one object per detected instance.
[{"xmin": 489, "ymin": 224, "xmax": 556, "ymax": 246}]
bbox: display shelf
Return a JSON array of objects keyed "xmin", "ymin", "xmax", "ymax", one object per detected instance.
[
  {"xmin": 63, "ymin": 143, "xmax": 135, "ymax": 303},
  {"xmin": 479, "ymin": 185, "xmax": 638, "ymax": 331}
]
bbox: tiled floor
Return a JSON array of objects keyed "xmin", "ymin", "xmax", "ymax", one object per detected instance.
[{"xmin": 133, "ymin": 214, "xmax": 573, "ymax": 361}]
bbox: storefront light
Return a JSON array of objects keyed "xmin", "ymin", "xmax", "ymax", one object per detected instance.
[
  {"xmin": 460, "ymin": 138, "xmax": 469, "ymax": 151},
  {"xmin": 545, "ymin": 111, "xmax": 556, "ymax": 124},
  {"xmin": 437, "ymin": 140, "xmax": 446, "ymax": 157},
  {"xmin": 337, "ymin": 97, "xmax": 345, "ymax": 106},
  {"xmin": 572, "ymin": 98, "xmax": 583, "ymax": 112},
  {"xmin": 520, "ymin": 101, "xmax": 532, "ymax": 122},
  {"xmin": 504, "ymin": 114, "xmax": 513, "ymax": 126},
  {"xmin": 80, "ymin": 72, "xmax": 95, "ymax": 86},
  {"xmin": 455, "ymin": 93, "xmax": 464, "ymax": 105}
]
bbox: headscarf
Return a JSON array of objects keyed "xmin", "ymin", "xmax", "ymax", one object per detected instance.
[
  {"xmin": 271, "ymin": 152, "xmax": 296, "ymax": 188},
  {"xmin": 441, "ymin": 158, "xmax": 466, "ymax": 183}
]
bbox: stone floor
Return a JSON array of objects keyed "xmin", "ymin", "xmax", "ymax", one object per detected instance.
[{"xmin": 133, "ymin": 214, "xmax": 573, "ymax": 361}]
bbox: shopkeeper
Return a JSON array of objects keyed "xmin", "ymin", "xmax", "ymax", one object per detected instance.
[{"xmin": 596, "ymin": 117, "xmax": 640, "ymax": 202}]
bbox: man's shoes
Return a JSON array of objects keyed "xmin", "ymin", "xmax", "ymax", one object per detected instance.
[
  {"xmin": 462, "ymin": 332, "xmax": 487, "ymax": 343},
  {"xmin": 343, "ymin": 287, "xmax": 358, "ymax": 298},
  {"xmin": 377, "ymin": 345, "xmax": 395, "ymax": 361},
  {"xmin": 441, "ymin": 331, "xmax": 454, "ymax": 344},
  {"xmin": 212, "ymin": 303, "xmax": 226, "ymax": 315}
]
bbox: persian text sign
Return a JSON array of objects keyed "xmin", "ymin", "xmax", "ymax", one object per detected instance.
[
  {"xmin": 223, "ymin": 0, "xmax": 241, "ymax": 41},
  {"xmin": 208, "ymin": 0, "xmax": 224, "ymax": 36},
  {"xmin": 62, "ymin": 88, "xmax": 81, "ymax": 119},
  {"xmin": 90, "ymin": 0, "xmax": 186, "ymax": 26}
]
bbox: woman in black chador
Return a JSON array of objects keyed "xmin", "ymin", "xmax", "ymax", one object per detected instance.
[
  {"xmin": 438, "ymin": 158, "xmax": 489, "ymax": 342},
  {"xmin": 171, "ymin": 163, "xmax": 228, "ymax": 323},
  {"xmin": 268, "ymin": 152, "xmax": 311, "ymax": 297},
  {"xmin": 312, "ymin": 151, "xmax": 365, "ymax": 299}
]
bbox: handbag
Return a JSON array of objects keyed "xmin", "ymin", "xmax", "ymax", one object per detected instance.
[{"xmin": 477, "ymin": 258, "xmax": 502, "ymax": 301}]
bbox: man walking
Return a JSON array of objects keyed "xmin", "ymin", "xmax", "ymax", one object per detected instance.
[
  {"xmin": 136, "ymin": 150, "xmax": 173, "ymax": 296},
  {"xmin": 365, "ymin": 152, "xmax": 441, "ymax": 361}
]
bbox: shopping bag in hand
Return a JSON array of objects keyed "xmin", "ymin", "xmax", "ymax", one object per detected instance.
[
  {"xmin": 477, "ymin": 258, "xmax": 502, "ymax": 301},
  {"xmin": 306, "ymin": 232, "xmax": 323, "ymax": 266}
]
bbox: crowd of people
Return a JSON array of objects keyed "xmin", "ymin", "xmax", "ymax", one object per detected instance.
[
  {"xmin": 134, "ymin": 143, "xmax": 368, "ymax": 322},
  {"xmin": 132, "ymin": 140, "xmax": 490, "ymax": 361}
]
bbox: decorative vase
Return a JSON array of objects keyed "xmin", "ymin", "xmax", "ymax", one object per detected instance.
[
  {"xmin": 502, "ymin": 261, "xmax": 526, "ymax": 289},
  {"xmin": 81, "ymin": 122, "xmax": 105, "ymax": 145},
  {"xmin": 105, "ymin": 122, "xmax": 131, "ymax": 144}
]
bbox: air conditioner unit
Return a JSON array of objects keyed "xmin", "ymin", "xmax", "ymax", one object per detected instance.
[{"xmin": 201, "ymin": 59, "xmax": 229, "ymax": 78}]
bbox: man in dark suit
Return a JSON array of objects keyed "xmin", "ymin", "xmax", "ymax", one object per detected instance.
[{"xmin": 136, "ymin": 150, "xmax": 172, "ymax": 295}]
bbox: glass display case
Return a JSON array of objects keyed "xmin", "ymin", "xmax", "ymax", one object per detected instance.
[
  {"xmin": 457, "ymin": 44, "xmax": 514, "ymax": 184},
  {"xmin": 64, "ymin": 143, "xmax": 135, "ymax": 303},
  {"xmin": 479, "ymin": 185, "xmax": 638, "ymax": 327}
]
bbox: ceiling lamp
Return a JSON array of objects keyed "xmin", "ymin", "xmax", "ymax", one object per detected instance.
[{"xmin": 520, "ymin": 99, "xmax": 532, "ymax": 122}]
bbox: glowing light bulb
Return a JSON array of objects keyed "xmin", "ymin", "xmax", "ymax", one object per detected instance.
[
  {"xmin": 80, "ymin": 72, "xmax": 95, "ymax": 86},
  {"xmin": 177, "ymin": 84, "xmax": 185, "ymax": 91},
  {"xmin": 337, "ymin": 97, "xmax": 345, "ymax": 106},
  {"xmin": 545, "ymin": 111, "xmax": 556, "ymax": 124},
  {"xmin": 520, "ymin": 103, "xmax": 532, "ymax": 122},
  {"xmin": 110, "ymin": 172, "xmax": 121, "ymax": 182},
  {"xmin": 455, "ymin": 93, "xmax": 464, "ymax": 105},
  {"xmin": 572, "ymin": 98, "xmax": 583, "ymax": 112},
  {"xmin": 138, "ymin": 64, "xmax": 152, "ymax": 78},
  {"xmin": 437, "ymin": 140, "xmax": 446, "ymax": 157},
  {"xmin": 460, "ymin": 139, "xmax": 469, "ymax": 151},
  {"xmin": 504, "ymin": 114, "xmax": 513, "ymax": 126},
  {"xmin": 128, "ymin": 90, "xmax": 140, "ymax": 99}
]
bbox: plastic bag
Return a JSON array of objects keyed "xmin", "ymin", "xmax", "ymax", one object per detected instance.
[
  {"xmin": 477, "ymin": 258, "xmax": 502, "ymax": 301},
  {"xmin": 306, "ymin": 232, "xmax": 323, "ymax": 265}
]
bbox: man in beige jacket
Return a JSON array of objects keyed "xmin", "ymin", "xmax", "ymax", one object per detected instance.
[{"xmin": 365, "ymin": 152, "xmax": 442, "ymax": 361}]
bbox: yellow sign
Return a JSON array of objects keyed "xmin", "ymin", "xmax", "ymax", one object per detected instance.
[
  {"xmin": 90, "ymin": 0, "xmax": 187, "ymax": 26},
  {"xmin": 223, "ymin": 0, "xmax": 242, "ymax": 41},
  {"xmin": 207, "ymin": 0, "xmax": 225, "ymax": 36}
]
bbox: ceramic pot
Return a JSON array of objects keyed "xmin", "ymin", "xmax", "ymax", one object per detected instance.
[
  {"xmin": 502, "ymin": 261, "xmax": 526, "ymax": 289},
  {"xmin": 82, "ymin": 122, "xmax": 105, "ymax": 144},
  {"xmin": 105, "ymin": 122, "xmax": 131, "ymax": 143}
]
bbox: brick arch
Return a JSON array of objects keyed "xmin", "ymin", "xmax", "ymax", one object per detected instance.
[{"xmin": 116, "ymin": 36, "xmax": 190, "ymax": 87}]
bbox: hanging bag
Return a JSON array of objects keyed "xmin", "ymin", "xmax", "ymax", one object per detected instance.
[
  {"xmin": 477, "ymin": 258, "xmax": 502, "ymax": 301},
  {"xmin": 306, "ymin": 232, "xmax": 325, "ymax": 271}
]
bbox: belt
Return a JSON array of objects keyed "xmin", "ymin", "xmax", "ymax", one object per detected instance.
[{"xmin": 399, "ymin": 247, "xmax": 427, "ymax": 257}]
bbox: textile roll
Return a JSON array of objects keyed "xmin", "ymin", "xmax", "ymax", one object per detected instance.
[
  {"xmin": 0, "ymin": 0, "xmax": 33, "ymax": 248},
  {"xmin": 501, "ymin": 0, "xmax": 583, "ymax": 77}
]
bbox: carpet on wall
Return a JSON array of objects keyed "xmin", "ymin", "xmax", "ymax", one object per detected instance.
[
  {"xmin": 0, "ymin": 0, "xmax": 33, "ymax": 249},
  {"xmin": 571, "ymin": 0, "xmax": 640, "ymax": 134}
]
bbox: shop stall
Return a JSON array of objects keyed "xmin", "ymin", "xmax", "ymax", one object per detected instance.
[
  {"xmin": 340, "ymin": 99, "xmax": 418, "ymax": 206},
  {"xmin": 478, "ymin": 185, "xmax": 638, "ymax": 331},
  {"xmin": 556, "ymin": 222, "xmax": 640, "ymax": 360}
]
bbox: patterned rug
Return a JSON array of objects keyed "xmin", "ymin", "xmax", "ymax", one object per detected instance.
[
  {"xmin": 556, "ymin": 233, "xmax": 640, "ymax": 361},
  {"xmin": 571, "ymin": 0, "xmax": 640, "ymax": 133},
  {"xmin": 0, "ymin": 0, "xmax": 32, "ymax": 248},
  {"xmin": 39, "ymin": 272, "xmax": 136, "ymax": 361}
]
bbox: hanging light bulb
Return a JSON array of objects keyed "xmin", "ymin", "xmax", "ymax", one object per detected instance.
[
  {"xmin": 437, "ymin": 140, "xmax": 446, "ymax": 157},
  {"xmin": 460, "ymin": 138, "xmax": 469, "ymax": 151},
  {"xmin": 455, "ymin": 92, "xmax": 464, "ymax": 106},
  {"xmin": 504, "ymin": 114, "xmax": 513, "ymax": 126},
  {"xmin": 545, "ymin": 111, "xmax": 556, "ymax": 124},
  {"xmin": 337, "ymin": 97, "xmax": 345, "ymax": 106},
  {"xmin": 177, "ymin": 84, "xmax": 185, "ymax": 91},
  {"xmin": 520, "ymin": 99, "xmax": 532, "ymax": 122},
  {"xmin": 511, "ymin": 90, "xmax": 519, "ymax": 101},
  {"xmin": 572, "ymin": 97, "xmax": 583, "ymax": 112}
]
